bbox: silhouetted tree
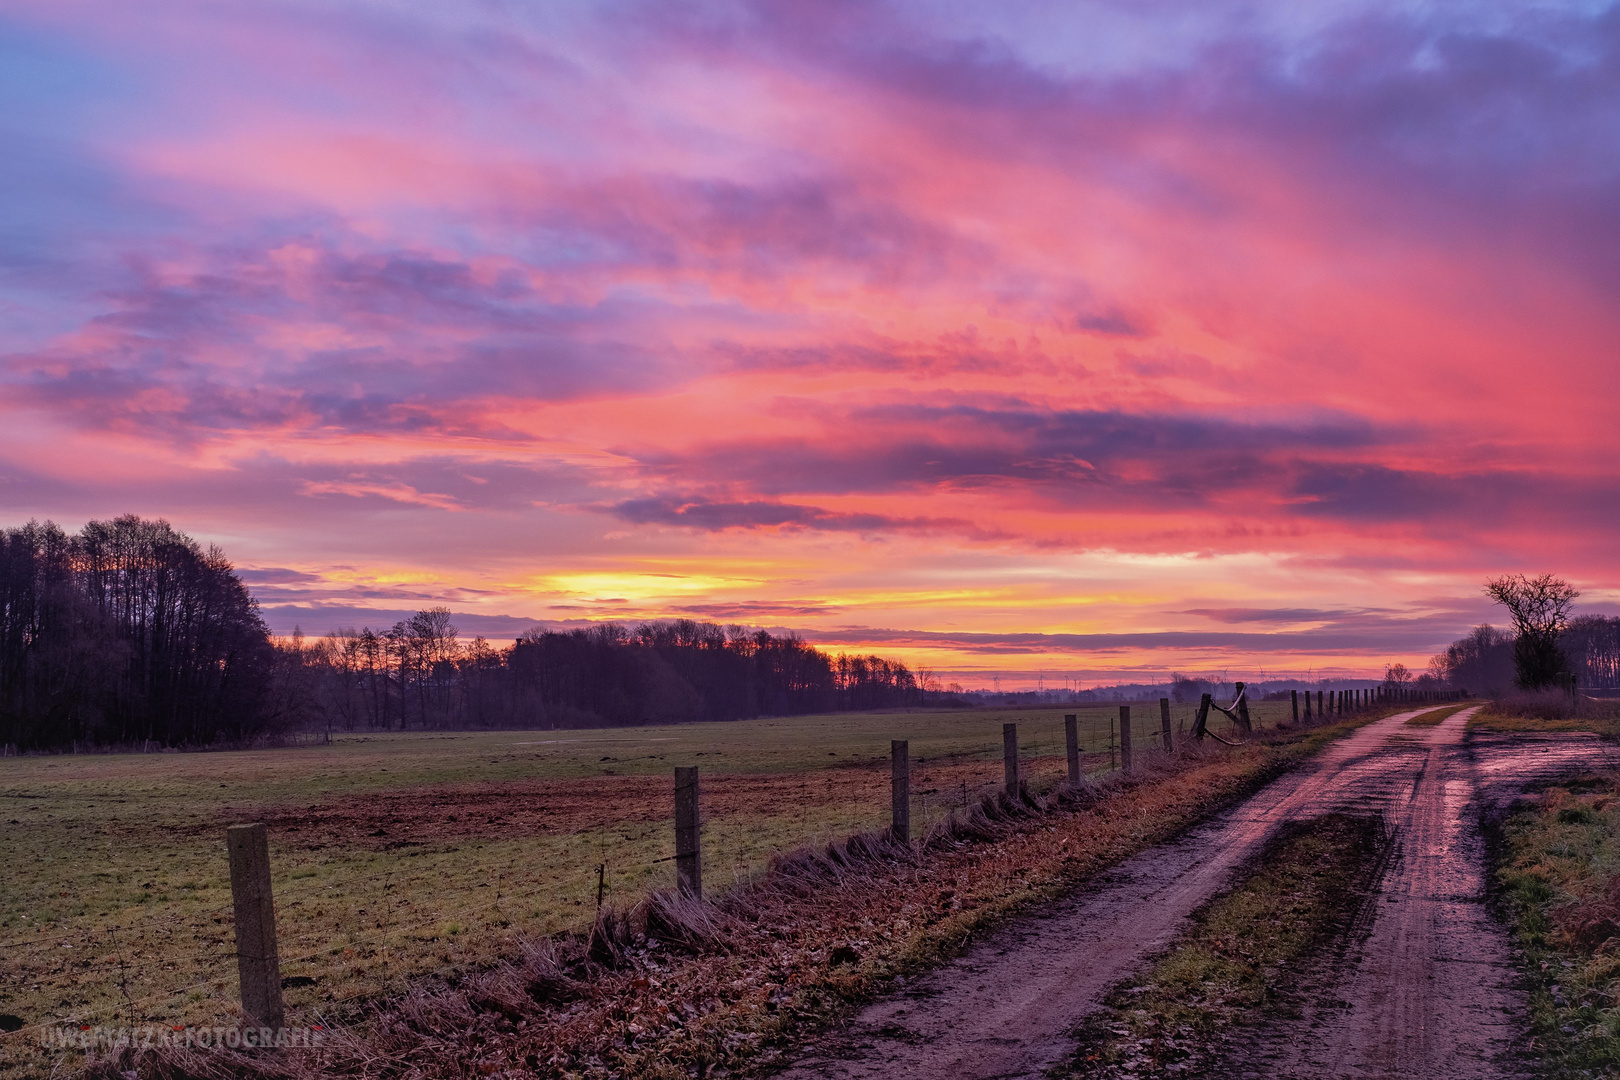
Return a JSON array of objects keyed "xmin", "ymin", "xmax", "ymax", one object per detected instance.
[
  {"xmin": 1485, "ymin": 573, "xmax": 1579, "ymax": 689},
  {"xmin": 1564, "ymin": 615, "xmax": 1620, "ymax": 690},
  {"xmin": 0, "ymin": 516, "xmax": 276, "ymax": 749},
  {"xmin": 1429, "ymin": 624, "xmax": 1516, "ymax": 694}
]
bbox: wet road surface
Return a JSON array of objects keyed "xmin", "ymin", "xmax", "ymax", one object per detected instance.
[{"xmin": 777, "ymin": 708, "xmax": 1620, "ymax": 1080}]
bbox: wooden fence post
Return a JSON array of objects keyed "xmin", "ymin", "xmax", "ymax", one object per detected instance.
[
  {"xmin": 1193, "ymin": 692, "xmax": 1212, "ymax": 740},
  {"xmin": 891, "ymin": 740, "xmax": 910, "ymax": 844},
  {"xmin": 1064, "ymin": 714, "xmax": 1080, "ymax": 785},
  {"xmin": 1003, "ymin": 722, "xmax": 1019, "ymax": 798},
  {"xmin": 1119, "ymin": 705, "xmax": 1133, "ymax": 771},
  {"xmin": 1317, "ymin": 690, "xmax": 1324, "ymax": 715},
  {"xmin": 1291, "ymin": 689, "xmax": 1299, "ymax": 723},
  {"xmin": 1159, "ymin": 697, "xmax": 1173, "ymax": 752},
  {"xmin": 226, "ymin": 823, "xmax": 285, "ymax": 1031},
  {"xmin": 674, "ymin": 767, "xmax": 701, "ymax": 900}
]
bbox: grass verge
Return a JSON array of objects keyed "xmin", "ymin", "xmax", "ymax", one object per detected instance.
[
  {"xmin": 1473, "ymin": 692, "xmax": 1620, "ymax": 736},
  {"xmin": 1497, "ymin": 777, "xmax": 1620, "ymax": 1078},
  {"xmin": 1407, "ymin": 704, "xmax": 1470, "ymax": 727},
  {"xmin": 76, "ymin": 714, "xmax": 1385, "ymax": 1080},
  {"xmin": 1054, "ymin": 813, "xmax": 1389, "ymax": 1078}
]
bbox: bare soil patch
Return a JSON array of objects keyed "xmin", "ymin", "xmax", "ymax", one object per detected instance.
[{"xmin": 182, "ymin": 756, "xmax": 1103, "ymax": 850}]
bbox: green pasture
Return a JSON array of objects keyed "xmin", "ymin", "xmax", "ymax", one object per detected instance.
[{"xmin": 0, "ymin": 700, "xmax": 1287, "ymax": 1074}]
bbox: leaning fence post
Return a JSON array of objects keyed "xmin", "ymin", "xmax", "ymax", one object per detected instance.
[
  {"xmin": 227, "ymin": 823, "xmax": 285, "ymax": 1031},
  {"xmin": 1003, "ymin": 722, "xmax": 1019, "ymax": 798},
  {"xmin": 674, "ymin": 766, "xmax": 701, "ymax": 900},
  {"xmin": 1159, "ymin": 697, "xmax": 1173, "ymax": 751},
  {"xmin": 1064, "ymin": 714, "xmax": 1080, "ymax": 785},
  {"xmin": 891, "ymin": 740, "xmax": 910, "ymax": 844},
  {"xmin": 1119, "ymin": 705, "xmax": 1133, "ymax": 771},
  {"xmin": 1193, "ymin": 692, "xmax": 1212, "ymax": 740}
]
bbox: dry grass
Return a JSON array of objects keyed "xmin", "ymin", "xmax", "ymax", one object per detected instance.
[
  {"xmin": 66, "ymin": 712, "xmax": 1378, "ymax": 1080},
  {"xmin": 1405, "ymin": 704, "xmax": 1470, "ymax": 727},
  {"xmin": 1498, "ymin": 779, "xmax": 1620, "ymax": 1077},
  {"xmin": 1474, "ymin": 691, "xmax": 1620, "ymax": 734},
  {"xmin": 1055, "ymin": 813, "xmax": 1390, "ymax": 1077},
  {"xmin": 1, "ymin": 701, "xmax": 1293, "ymax": 1077}
]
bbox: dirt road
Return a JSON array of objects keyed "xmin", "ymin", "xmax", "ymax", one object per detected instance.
[{"xmin": 777, "ymin": 707, "xmax": 1618, "ymax": 1079}]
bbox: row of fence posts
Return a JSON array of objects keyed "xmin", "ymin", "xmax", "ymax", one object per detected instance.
[
  {"xmin": 223, "ymin": 705, "xmax": 1197, "ymax": 1027},
  {"xmin": 223, "ymin": 689, "xmax": 1470, "ymax": 1030},
  {"xmin": 1283, "ymin": 683, "xmax": 1465, "ymax": 725}
]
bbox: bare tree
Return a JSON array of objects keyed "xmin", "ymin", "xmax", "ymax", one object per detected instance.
[
  {"xmin": 1384, "ymin": 662, "xmax": 1412, "ymax": 687},
  {"xmin": 1484, "ymin": 573, "xmax": 1580, "ymax": 689}
]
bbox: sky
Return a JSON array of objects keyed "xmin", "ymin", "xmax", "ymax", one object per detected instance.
[{"xmin": 2, "ymin": 0, "xmax": 1618, "ymax": 687}]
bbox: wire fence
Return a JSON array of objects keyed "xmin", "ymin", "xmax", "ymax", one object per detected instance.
[{"xmin": 1, "ymin": 698, "xmax": 1325, "ymax": 1072}]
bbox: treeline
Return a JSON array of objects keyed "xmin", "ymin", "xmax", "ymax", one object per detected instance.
[
  {"xmin": 1428, "ymin": 616, "xmax": 1620, "ymax": 693},
  {"xmin": 0, "ymin": 516, "xmax": 280, "ymax": 750},
  {"xmin": 0, "ymin": 515, "xmax": 940, "ymax": 749},
  {"xmin": 284, "ymin": 614, "xmax": 935, "ymax": 732}
]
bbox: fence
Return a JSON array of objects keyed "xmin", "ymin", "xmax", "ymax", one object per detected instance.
[{"xmin": 0, "ymin": 693, "xmax": 1394, "ymax": 1065}]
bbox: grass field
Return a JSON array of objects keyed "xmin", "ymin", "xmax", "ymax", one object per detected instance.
[{"xmin": 0, "ymin": 699, "xmax": 1291, "ymax": 1075}]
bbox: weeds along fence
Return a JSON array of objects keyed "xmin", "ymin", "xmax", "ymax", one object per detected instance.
[{"xmin": 0, "ymin": 692, "xmax": 1410, "ymax": 1066}]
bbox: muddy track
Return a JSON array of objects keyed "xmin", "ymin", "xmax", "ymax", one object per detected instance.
[{"xmin": 775, "ymin": 709, "xmax": 1620, "ymax": 1080}]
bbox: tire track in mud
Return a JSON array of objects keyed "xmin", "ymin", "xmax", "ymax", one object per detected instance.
[
  {"xmin": 1228, "ymin": 718, "xmax": 1620, "ymax": 1079},
  {"xmin": 776, "ymin": 709, "xmax": 1620, "ymax": 1080}
]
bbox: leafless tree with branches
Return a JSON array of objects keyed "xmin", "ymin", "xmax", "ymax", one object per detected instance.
[{"xmin": 1485, "ymin": 573, "xmax": 1580, "ymax": 689}]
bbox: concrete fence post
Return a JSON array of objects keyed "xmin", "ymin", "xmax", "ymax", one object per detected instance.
[
  {"xmin": 891, "ymin": 740, "xmax": 910, "ymax": 844},
  {"xmin": 226, "ymin": 823, "xmax": 285, "ymax": 1031},
  {"xmin": 1003, "ymin": 722, "xmax": 1019, "ymax": 798},
  {"xmin": 1159, "ymin": 697, "xmax": 1173, "ymax": 752},
  {"xmin": 674, "ymin": 766, "xmax": 701, "ymax": 900},
  {"xmin": 1119, "ymin": 705, "xmax": 1133, "ymax": 771},
  {"xmin": 1064, "ymin": 714, "xmax": 1080, "ymax": 785}
]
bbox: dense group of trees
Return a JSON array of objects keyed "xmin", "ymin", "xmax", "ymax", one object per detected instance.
[
  {"xmin": 0, "ymin": 516, "xmax": 279, "ymax": 750},
  {"xmin": 286, "ymin": 614, "xmax": 932, "ymax": 733},
  {"xmin": 2, "ymin": 518, "xmax": 939, "ymax": 751}
]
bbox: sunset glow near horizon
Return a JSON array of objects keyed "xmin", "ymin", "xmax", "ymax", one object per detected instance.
[{"xmin": 3, "ymin": 1, "xmax": 1618, "ymax": 687}]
